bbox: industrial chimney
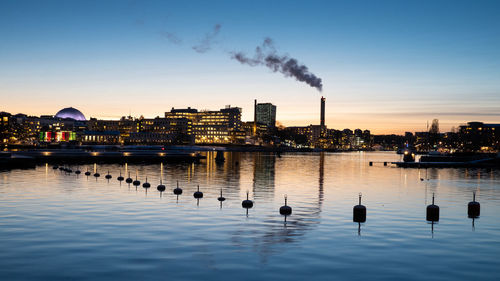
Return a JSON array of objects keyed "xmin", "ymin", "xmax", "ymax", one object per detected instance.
[
  {"xmin": 320, "ymin": 96, "xmax": 325, "ymax": 127},
  {"xmin": 253, "ymin": 99, "xmax": 257, "ymax": 136}
]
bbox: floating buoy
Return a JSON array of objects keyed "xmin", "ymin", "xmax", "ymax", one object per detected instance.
[
  {"xmin": 84, "ymin": 168, "xmax": 91, "ymax": 176},
  {"xmin": 193, "ymin": 185, "xmax": 203, "ymax": 199},
  {"xmin": 75, "ymin": 167, "xmax": 81, "ymax": 175},
  {"xmin": 66, "ymin": 168, "xmax": 73, "ymax": 173},
  {"xmin": 93, "ymin": 171, "xmax": 100, "ymax": 178},
  {"xmin": 279, "ymin": 195, "xmax": 292, "ymax": 215},
  {"xmin": 142, "ymin": 177, "xmax": 151, "ymax": 189},
  {"xmin": 241, "ymin": 191, "xmax": 253, "ymax": 208},
  {"xmin": 173, "ymin": 181, "xmax": 183, "ymax": 195},
  {"xmin": 125, "ymin": 172, "xmax": 133, "ymax": 184},
  {"xmin": 157, "ymin": 179, "xmax": 166, "ymax": 196},
  {"xmin": 105, "ymin": 171, "xmax": 112, "ymax": 180},
  {"xmin": 217, "ymin": 189, "xmax": 226, "ymax": 202},
  {"xmin": 217, "ymin": 189, "xmax": 225, "ymax": 208},
  {"xmin": 426, "ymin": 193, "xmax": 439, "ymax": 222},
  {"xmin": 353, "ymin": 193, "xmax": 366, "ymax": 223},
  {"xmin": 369, "ymin": 162, "xmax": 373, "ymax": 166},
  {"xmin": 132, "ymin": 174, "xmax": 140, "ymax": 188},
  {"xmin": 59, "ymin": 167, "xmax": 64, "ymax": 171},
  {"xmin": 468, "ymin": 191, "xmax": 480, "ymax": 218},
  {"xmin": 52, "ymin": 165, "xmax": 58, "ymax": 170},
  {"xmin": 117, "ymin": 171, "xmax": 124, "ymax": 182},
  {"xmin": 383, "ymin": 162, "xmax": 387, "ymax": 166}
]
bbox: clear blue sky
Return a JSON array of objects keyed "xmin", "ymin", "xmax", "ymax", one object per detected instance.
[{"xmin": 1, "ymin": 0, "xmax": 499, "ymax": 133}]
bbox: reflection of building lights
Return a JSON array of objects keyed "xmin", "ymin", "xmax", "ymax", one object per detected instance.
[
  {"xmin": 158, "ymin": 153, "xmax": 166, "ymax": 157},
  {"xmin": 43, "ymin": 151, "xmax": 51, "ymax": 156},
  {"xmin": 92, "ymin": 152, "xmax": 99, "ymax": 156},
  {"xmin": 123, "ymin": 152, "xmax": 131, "ymax": 156}
]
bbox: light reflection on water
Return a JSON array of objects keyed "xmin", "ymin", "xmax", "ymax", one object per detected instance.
[{"xmin": 1, "ymin": 151, "xmax": 500, "ymax": 281}]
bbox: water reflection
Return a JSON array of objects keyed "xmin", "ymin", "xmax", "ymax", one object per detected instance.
[
  {"xmin": 231, "ymin": 152, "xmax": 325, "ymax": 258},
  {"xmin": 252, "ymin": 153, "xmax": 275, "ymax": 198},
  {"xmin": 2, "ymin": 152, "xmax": 500, "ymax": 280}
]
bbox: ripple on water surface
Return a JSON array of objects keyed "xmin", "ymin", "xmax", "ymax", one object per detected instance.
[{"xmin": 1, "ymin": 152, "xmax": 500, "ymax": 281}]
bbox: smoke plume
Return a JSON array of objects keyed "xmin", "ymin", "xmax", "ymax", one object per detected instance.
[
  {"xmin": 192, "ymin": 24, "xmax": 221, "ymax": 53},
  {"xmin": 231, "ymin": 37, "xmax": 323, "ymax": 92},
  {"xmin": 160, "ymin": 31, "xmax": 182, "ymax": 45}
]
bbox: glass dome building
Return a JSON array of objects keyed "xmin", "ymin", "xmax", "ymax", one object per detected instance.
[{"xmin": 54, "ymin": 107, "xmax": 86, "ymax": 121}]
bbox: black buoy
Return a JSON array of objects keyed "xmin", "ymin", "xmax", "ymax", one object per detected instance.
[
  {"xmin": 105, "ymin": 171, "xmax": 112, "ymax": 180},
  {"xmin": 85, "ymin": 168, "xmax": 91, "ymax": 176},
  {"xmin": 217, "ymin": 189, "xmax": 226, "ymax": 202},
  {"xmin": 125, "ymin": 172, "xmax": 133, "ymax": 184},
  {"xmin": 59, "ymin": 167, "xmax": 64, "ymax": 171},
  {"xmin": 53, "ymin": 165, "xmax": 58, "ymax": 170},
  {"xmin": 279, "ymin": 195, "xmax": 292, "ymax": 215},
  {"xmin": 241, "ymin": 191, "xmax": 253, "ymax": 208},
  {"xmin": 157, "ymin": 179, "xmax": 166, "ymax": 197},
  {"xmin": 193, "ymin": 185, "xmax": 203, "ymax": 199},
  {"xmin": 143, "ymin": 177, "xmax": 151, "ymax": 189},
  {"xmin": 173, "ymin": 181, "xmax": 183, "ymax": 195},
  {"xmin": 217, "ymin": 189, "xmax": 225, "ymax": 208},
  {"xmin": 468, "ymin": 191, "xmax": 480, "ymax": 218},
  {"xmin": 369, "ymin": 161, "xmax": 373, "ymax": 166},
  {"xmin": 132, "ymin": 174, "xmax": 140, "ymax": 188},
  {"xmin": 383, "ymin": 161, "xmax": 387, "ymax": 166},
  {"xmin": 117, "ymin": 171, "xmax": 124, "ymax": 182},
  {"xmin": 75, "ymin": 167, "xmax": 81, "ymax": 175},
  {"xmin": 353, "ymin": 193, "xmax": 367, "ymax": 223},
  {"xmin": 426, "ymin": 193, "xmax": 440, "ymax": 222},
  {"xmin": 93, "ymin": 171, "xmax": 100, "ymax": 178}
]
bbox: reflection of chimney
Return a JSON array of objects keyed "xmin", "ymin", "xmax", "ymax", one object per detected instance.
[
  {"xmin": 253, "ymin": 99, "xmax": 257, "ymax": 136},
  {"xmin": 320, "ymin": 96, "xmax": 325, "ymax": 127}
]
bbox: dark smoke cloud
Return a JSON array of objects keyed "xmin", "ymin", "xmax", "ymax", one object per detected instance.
[
  {"xmin": 231, "ymin": 37, "xmax": 323, "ymax": 92},
  {"xmin": 160, "ymin": 31, "xmax": 182, "ymax": 45},
  {"xmin": 192, "ymin": 24, "xmax": 221, "ymax": 53}
]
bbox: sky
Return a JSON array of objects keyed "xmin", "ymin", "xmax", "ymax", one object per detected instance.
[{"xmin": 1, "ymin": 0, "xmax": 499, "ymax": 134}]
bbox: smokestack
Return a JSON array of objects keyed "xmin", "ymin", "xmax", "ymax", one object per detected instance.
[
  {"xmin": 320, "ymin": 96, "xmax": 325, "ymax": 127},
  {"xmin": 253, "ymin": 99, "xmax": 257, "ymax": 136}
]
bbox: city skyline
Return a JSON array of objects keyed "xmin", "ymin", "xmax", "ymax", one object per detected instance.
[
  {"xmin": 0, "ymin": 102, "xmax": 493, "ymax": 135},
  {"xmin": 1, "ymin": 0, "xmax": 500, "ymax": 134}
]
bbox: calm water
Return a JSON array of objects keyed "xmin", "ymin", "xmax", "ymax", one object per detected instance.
[{"xmin": 1, "ymin": 152, "xmax": 499, "ymax": 281}]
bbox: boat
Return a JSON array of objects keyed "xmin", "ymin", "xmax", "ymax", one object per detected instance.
[{"xmin": 393, "ymin": 152, "xmax": 500, "ymax": 168}]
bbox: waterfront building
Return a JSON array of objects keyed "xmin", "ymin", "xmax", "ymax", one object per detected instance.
[
  {"xmin": 242, "ymin": 121, "xmax": 268, "ymax": 137},
  {"xmin": 0, "ymin": 112, "xmax": 11, "ymax": 144},
  {"xmin": 459, "ymin": 122, "xmax": 500, "ymax": 151},
  {"xmin": 287, "ymin": 126, "xmax": 311, "ymax": 136},
  {"xmin": 80, "ymin": 131, "xmax": 120, "ymax": 144},
  {"xmin": 39, "ymin": 131, "xmax": 77, "ymax": 142},
  {"xmin": 309, "ymin": 125, "xmax": 324, "ymax": 145},
  {"xmin": 255, "ymin": 102, "xmax": 276, "ymax": 128},
  {"xmin": 136, "ymin": 117, "xmax": 193, "ymax": 144},
  {"xmin": 165, "ymin": 106, "xmax": 245, "ymax": 144},
  {"xmin": 12, "ymin": 114, "xmax": 82, "ymax": 144},
  {"xmin": 87, "ymin": 116, "xmax": 136, "ymax": 141}
]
